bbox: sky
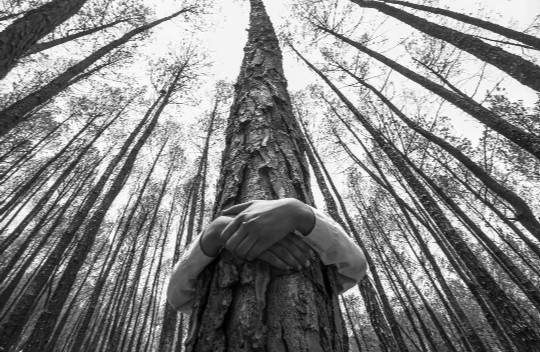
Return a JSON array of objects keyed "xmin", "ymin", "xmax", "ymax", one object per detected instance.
[
  {"xmin": 148, "ymin": 0, "xmax": 540, "ymax": 93},
  {"xmin": 140, "ymin": 0, "xmax": 540, "ymax": 145}
]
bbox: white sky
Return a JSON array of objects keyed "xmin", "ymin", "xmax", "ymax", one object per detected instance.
[{"xmin": 149, "ymin": 0, "xmax": 540, "ymax": 92}]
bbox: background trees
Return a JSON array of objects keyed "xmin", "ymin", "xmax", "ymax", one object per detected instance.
[{"xmin": 1, "ymin": 0, "xmax": 539, "ymax": 351}]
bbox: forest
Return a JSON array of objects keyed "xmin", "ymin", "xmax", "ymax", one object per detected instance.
[{"xmin": 0, "ymin": 0, "xmax": 539, "ymax": 351}]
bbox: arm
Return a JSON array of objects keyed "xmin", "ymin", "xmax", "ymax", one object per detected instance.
[
  {"xmin": 167, "ymin": 233, "xmax": 214, "ymax": 313},
  {"xmin": 221, "ymin": 198, "xmax": 367, "ymax": 293},
  {"xmin": 303, "ymin": 207, "xmax": 367, "ymax": 293},
  {"xmin": 167, "ymin": 216, "xmax": 314, "ymax": 313}
]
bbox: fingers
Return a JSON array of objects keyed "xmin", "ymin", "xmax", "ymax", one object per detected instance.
[
  {"xmin": 220, "ymin": 215, "xmax": 245, "ymax": 243},
  {"xmin": 258, "ymin": 250, "xmax": 289, "ymax": 270},
  {"xmin": 266, "ymin": 241, "xmax": 306, "ymax": 270},
  {"xmin": 224, "ymin": 221, "xmax": 250, "ymax": 253},
  {"xmin": 281, "ymin": 235, "xmax": 311, "ymax": 268},
  {"xmin": 222, "ymin": 201, "xmax": 256, "ymax": 216}
]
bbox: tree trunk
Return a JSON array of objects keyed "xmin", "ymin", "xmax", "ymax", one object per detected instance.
[
  {"xmin": 184, "ymin": 1, "xmax": 348, "ymax": 351},
  {"xmin": 0, "ymin": 7, "xmax": 192, "ymax": 137},
  {"xmin": 0, "ymin": 0, "xmax": 88, "ymax": 79},
  {"xmin": 338, "ymin": 66, "xmax": 540, "ymax": 239},
  {"xmin": 315, "ymin": 26, "xmax": 540, "ymax": 162},
  {"xmin": 352, "ymin": 0, "xmax": 540, "ymax": 92},
  {"xmin": 294, "ymin": 47, "xmax": 540, "ymax": 351},
  {"xmin": 378, "ymin": 0, "xmax": 540, "ymax": 50},
  {"xmin": 23, "ymin": 18, "xmax": 130, "ymax": 57}
]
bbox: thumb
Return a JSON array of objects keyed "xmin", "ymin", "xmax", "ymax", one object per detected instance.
[{"xmin": 222, "ymin": 201, "xmax": 255, "ymax": 215}]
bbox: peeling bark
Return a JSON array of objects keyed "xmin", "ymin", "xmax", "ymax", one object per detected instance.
[{"xmin": 184, "ymin": 1, "xmax": 348, "ymax": 351}]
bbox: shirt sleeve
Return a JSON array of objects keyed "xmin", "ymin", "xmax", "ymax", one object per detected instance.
[
  {"xmin": 167, "ymin": 234, "xmax": 215, "ymax": 314},
  {"xmin": 302, "ymin": 207, "xmax": 367, "ymax": 293},
  {"xmin": 167, "ymin": 206, "xmax": 367, "ymax": 314}
]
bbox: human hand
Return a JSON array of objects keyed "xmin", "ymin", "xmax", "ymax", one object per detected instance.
[
  {"xmin": 259, "ymin": 233, "xmax": 314, "ymax": 270},
  {"xmin": 201, "ymin": 214, "xmax": 314, "ymax": 270},
  {"xmin": 220, "ymin": 198, "xmax": 315, "ymax": 260}
]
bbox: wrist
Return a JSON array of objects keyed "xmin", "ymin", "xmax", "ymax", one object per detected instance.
[
  {"xmin": 200, "ymin": 231, "xmax": 222, "ymax": 257},
  {"xmin": 287, "ymin": 198, "xmax": 315, "ymax": 236}
]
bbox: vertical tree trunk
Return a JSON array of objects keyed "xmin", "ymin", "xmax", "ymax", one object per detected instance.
[
  {"xmin": 184, "ymin": 1, "xmax": 348, "ymax": 351},
  {"xmin": 0, "ymin": 0, "xmax": 88, "ymax": 79},
  {"xmin": 294, "ymin": 47, "xmax": 540, "ymax": 351}
]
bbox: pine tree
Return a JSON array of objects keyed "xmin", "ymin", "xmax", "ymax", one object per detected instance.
[{"xmin": 184, "ymin": 0, "xmax": 348, "ymax": 350}]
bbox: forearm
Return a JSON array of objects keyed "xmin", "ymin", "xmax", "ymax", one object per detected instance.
[
  {"xmin": 167, "ymin": 233, "xmax": 215, "ymax": 313},
  {"xmin": 302, "ymin": 207, "xmax": 367, "ymax": 293}
]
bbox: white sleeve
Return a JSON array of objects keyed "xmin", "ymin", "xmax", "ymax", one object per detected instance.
[
  {"xmin": 302, "ymin": 207, "xmax": 367, "ymax": 293},
  {"xmin": 167, "ymin": 233, "xmax": 215, "ymax": 314}
]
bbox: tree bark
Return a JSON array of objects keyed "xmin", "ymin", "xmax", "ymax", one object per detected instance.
[
  {"xmin": 184, "ymin": 1, "xmax": 348, "ymax": 351},
  {"xmin": 378, "ymin": 0, "xmax": 540, "ymax": 50},
  {"xmin": 293, "ymin": 47, "xmax": 540, "ymax": 351},
  {"xmin": 0, "ymin": 0, "xmax": 88, "ymax": 79},
  {"xmin": 352, "ymin": 0, "xmax": 540, "ymax": 92},
  {"xmin": 338, "ymin": 66, "xmax": 540, "ymax": 239},
  {"xmin": 22, "ymin": 18, "xmax": 130, "ymax": 57},
  {"xmin": 316, "ymin": 26, "xmax": 540, "ymax": 162},
  {"xmin": 0, "ymin": 7, "xmax": 192, "ymax": 137}
]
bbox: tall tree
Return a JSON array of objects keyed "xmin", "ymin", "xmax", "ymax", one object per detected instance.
[
  {"xmin": 0, "ymin": 0, "xmax": 89, "ymax": 79},
  {"xmin": 184, "ymin": 0, "xmax": 348, "ymax": 351},
  {"xmin": 352, "ymin": 0, "xmax": 540, "ymax": 92},
  {"xmin": 292, "ymin": 46, "xmax": 540, "ymax": 351},
  {"xmin": 0, "ymin": 6, "xmax": 195, "ymax": 137},
  {"xmin": 378, "ymin": 0, "xmax": 540, "ymax": 51}
]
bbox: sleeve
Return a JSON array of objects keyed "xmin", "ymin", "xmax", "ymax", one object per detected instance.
[
  {"xmin": 167, "ymin": 233, "xmax": 215, "ymax": 314},
  {"xmin": 302, "ymin": 207, "xmax": 367, "ymax": 294}
]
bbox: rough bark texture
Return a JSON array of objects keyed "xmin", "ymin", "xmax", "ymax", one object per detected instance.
[
  {"xmin": 293, "ymin": 47, "xmax": 540, "ymax": 351},
  {"xmin": 0, "ymin": 0, "xmax": 88, "ymax": 79},
  {"xmin": 184, "ymin": 1, "xmax": 348, "ymax": 351},
  {"xmin": 353, "ymin": 1, "xmax": 540, "ymax": 92}
]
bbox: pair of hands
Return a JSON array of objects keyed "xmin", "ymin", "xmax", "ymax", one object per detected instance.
[{"xmin": 200, "ymin": 198, "xmax": 316, "ymax": 271}]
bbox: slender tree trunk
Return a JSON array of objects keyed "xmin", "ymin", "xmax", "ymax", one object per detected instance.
[
  {"xmin": 0, "ymin": 0, "xmax": 88, "ymax": 79},
  {"xmin": 313, "ymin": 27, "xmax": 540, "ymax": 162},
  {"xmin": 339, "ymin": 66, "xmax": 540, "ymax": 238},
  {"xmin": 299, "ymin": 116, "xmax": 404, "ymax": 352},
  {"xmin": 21, "ymin": 64, "xmax": 184, "ymax": 352},
  {"xmin": 23, "ymin": 18, "xmax": 130, "ymax": 57},
  {"xmin": 0, "ymin": 7, "xmax": 192, "ymax": 137},
  {"xmin": 0, "ymin": 93, "xmax": 161, "ymax": 350},
  {"xmin": 185, "ymin": 1, "xmax": 348, "ymax": 351},
  {"xmin": 342, "ymin": 298, "xmax": 363, "ymax": 352},
  {"xmin": 378, "ymin": 0, "xmax": 540, "ymax": 50},
  {"xmin": 294, "ymin": 47, "xmax": 540, "ymax": 351},
  {"xmin": 352, "ymin": 0, "xmax": 540, "ymax": 92}
]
